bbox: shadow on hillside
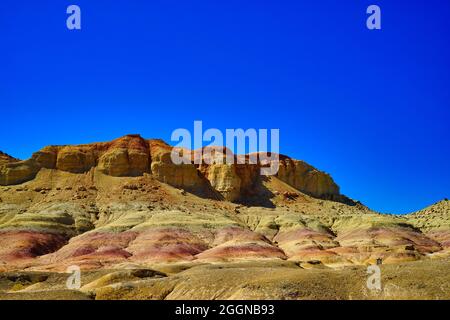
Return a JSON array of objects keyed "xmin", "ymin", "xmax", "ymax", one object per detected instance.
[{"xmin": 235, "ymin": 176, "xmax": 276, "ymax": 209}]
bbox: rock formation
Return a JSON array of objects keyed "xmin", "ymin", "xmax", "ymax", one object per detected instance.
[
  {"xmin": 0, "ymin": 151, "xmax": 19, "ymax": 165},
  {"xmin": 0, "ymin": 135, "xmax": 448, "ymax": 277},
  {"xmin": 0, "ymin": 135, "xmax": 344, "ymax": 204}
]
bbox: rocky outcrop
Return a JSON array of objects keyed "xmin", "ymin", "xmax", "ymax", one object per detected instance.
[
  {"xmin": 32, "ymin": 147, "xmax": 58, "ymax": 169},
  {"xmin": 149, "ymin": 140, "xmax": 207, "ymax": 192},
  {"xmin": 276, "ymin": 158, "xmax": 340, "ymax": 200},
  {"xmin": 56, "ymin": 147, "xmax": 97, "ymax": 173},
  {"xmin": 197, "ymin": 163, "xmax": 262, "ymax": 202},
  {"xmin": 201, "ymin": 164, "xmax": 242, "ymax": 201},
  {"xmin": 0, "ymin": 159, "xmax": 40, "ymax": 186},
  {"xmin": 31, "ymin": 135, "xmax": 152, "ymax": 176},
  {"xmin": 0, "ymin": 151, "xmax": 19, "ymax": 166},
  {"xmin": 97, "ymin": 134, "xmax": 151, "ymax": 176},
  {"xmin": 0, "ymin": 134, "xmax": 346, "ymax": 204},
  {"xmin": 0, "ymin": 152, "xmax": 39, "ymax": 185}
]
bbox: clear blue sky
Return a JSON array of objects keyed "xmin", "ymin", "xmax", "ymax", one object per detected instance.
[{"xmin": 1, "ymin": 0, "xmax": 449, "ymax": 214}]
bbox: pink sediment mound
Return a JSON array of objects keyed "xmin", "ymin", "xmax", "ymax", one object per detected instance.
[{"xmin": 0, "ymin": 231, "xmax": 67, "ymax": 263}]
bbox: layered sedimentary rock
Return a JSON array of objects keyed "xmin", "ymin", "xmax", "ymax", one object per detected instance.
[
  {"xmin": 0, "ymin": 231, "xmax": 67, "ymax": 263},
  {"xmin": 149, "ymin": 140, "xmax": 207, "ymax": 192},
  {"xmin": 199, "ymin": 164, "xmax": 261, "ymax": 202},
  {"xmin": 276, "ymin": 157, "xmax": 339, "ymax": 200},
  {"xmin": 201, "ymin": 163, "xmax": 241, "ymax": 201},
  {"xmin": 0, "ymin": 151, "xmax": 19, "ymax": 165},
  {"xmin": 0, "ymin": 160, "xmax": 40, "ymax": 186},
  {"xmin": 32, "ymin": 135, "xmax": 151, "ymax": 176},
  {"xmin": 1, "ymin": 135, "xmax": 343, "ymax": 204},
  {"xmin": 407, "ymin": 200, "xmax": 450, "ymax": 257},
  {"xmin": 0, "ymin": 135, "xmax": 449, "ymax": 273},
  {"xmin": 98, "ymin": 134, "xmax": 151, "ymax": 176}
]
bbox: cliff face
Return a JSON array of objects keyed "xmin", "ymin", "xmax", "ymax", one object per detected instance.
[
  {"xmin": 276, "ymin": 158, "xmax": 339, "ymax": 199},
  {"xmin": 0, "ymin": 152, "xmax": 35, "ymax": 186},
  {"xmin": 0, "ymin": 160, "xmax": 40, "ymax": 186},
  {"xmin": 0, "ymin": 151, "xmax": 19, "ymax": 165},
  {"xmin": 33, "ymin": 134, "xmax": 151, "ymax": 176},
  {"xmin": 0, "ymin": 135, "xmax": 343, "ymax": 203}
]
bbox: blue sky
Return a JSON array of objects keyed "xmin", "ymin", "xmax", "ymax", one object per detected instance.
[{"xmin": 0, "ymin": 0, "xmax": 449, "ymax": 214}]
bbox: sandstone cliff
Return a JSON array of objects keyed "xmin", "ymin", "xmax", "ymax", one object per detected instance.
[
  {"xmin": 0, "ymin": 135, "xmax": 344, "ymax": 204},
  {"xmin": 0, "ymin": 151, "xmax": 19, "ymax": 165}
]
